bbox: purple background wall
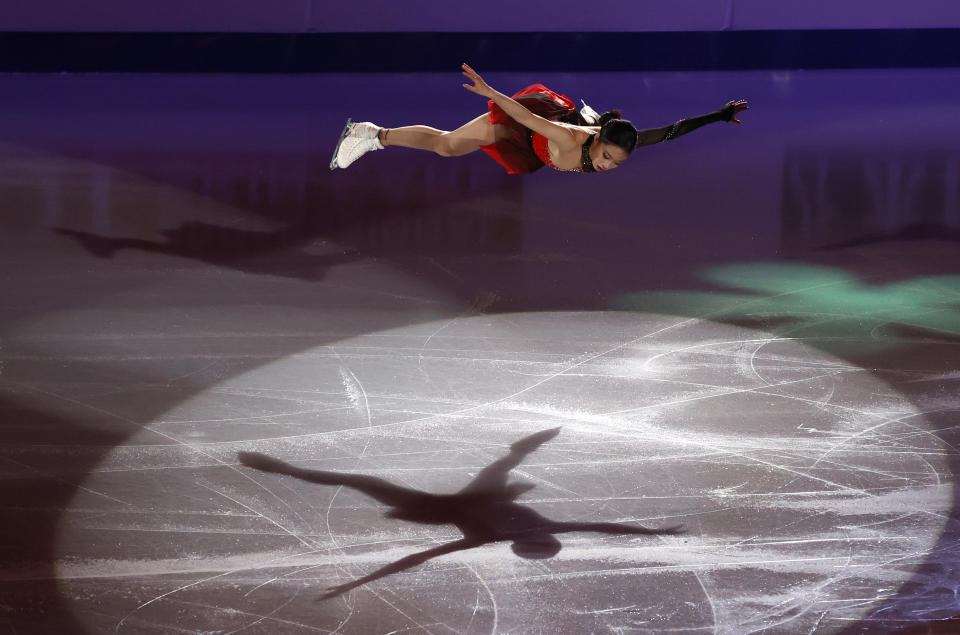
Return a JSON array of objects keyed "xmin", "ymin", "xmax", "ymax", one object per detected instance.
[
  {"xmin": 5, "ymin": 68, "xmax": 959, "ymax": 270},
  {"xmin": 5, "ymin": 0, "xmax": 960, "ymax": 32}
]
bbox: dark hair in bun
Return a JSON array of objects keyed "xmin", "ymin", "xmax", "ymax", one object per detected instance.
[
  {"xmin": 598, "ymin": 110, "xmax": 621, "ymax": 126},
  {"xmin": 598, "ymin": 110, "xmax": 638, "ymax": 154}
]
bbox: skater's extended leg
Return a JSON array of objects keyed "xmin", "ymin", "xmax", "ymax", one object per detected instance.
[
  {"xmin": 380, "ymin": 114, "xmax": 498, "ymax": 157},
  {"xmin": 237, "ymin": 451, "xmax": 425, "ymax": 508},
  {"xmin": 320, "ymin": 538, "xmax": 479, "ymax": 599}
]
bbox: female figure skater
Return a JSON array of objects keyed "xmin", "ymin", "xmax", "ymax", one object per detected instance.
[{"xmin": 331, "ymin": 63, "xmax": 748, "ymax": 175}]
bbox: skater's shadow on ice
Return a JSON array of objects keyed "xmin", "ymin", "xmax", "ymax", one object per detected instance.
[
  {"xmin": 238, "ymin": 427, "xmax": 684, "ymax": 599},
  {"xmin": 56, "ymin": 223, "xmax": 360, "ymax": 281}
]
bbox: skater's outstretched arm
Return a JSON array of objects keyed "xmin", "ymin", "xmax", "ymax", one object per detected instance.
[
  {"xmin": 320, "ymin": 538, "xmax": 480, "ymax": 599},
  {"xmin": 459, "ymin": 428, "xmax": 560, "ymax": 495},
  {"xmin": 636, "ymin": 100, "xmax": 749, "ymax": 146},
  {"xmin": 547, "ymin": 520, "xmax": 686, "ymax": 536},
  {"xmin": 461, "ymin": 63, "xmax": 584, "ymax": 152}
]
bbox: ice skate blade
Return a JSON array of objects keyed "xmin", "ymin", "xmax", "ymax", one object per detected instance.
[{"xmin": 329, "ymin": 118, "xmax": 353, "ymax": 170}]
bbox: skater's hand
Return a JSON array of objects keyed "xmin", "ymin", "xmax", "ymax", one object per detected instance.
[
  {"xmin": 510, "ymin": 427, "xmax": 561, "ymax": 453},
  {"xmin": 320, "ymin": 582, "xmax": 357, "ymax": 600},
  {"xmin": 461, "ymin": 63, "xmax": 495, "ymax": 98},
  {"xmin": 723, "ymin": 99, "xmax": 749, "ymax": 124}
]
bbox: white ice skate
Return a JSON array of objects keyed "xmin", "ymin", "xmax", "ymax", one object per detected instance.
[
  {"xmin": 329, "ymin": 119, "xmax": 384, "ymax": 170},
  {"xmin": 579, "ymin": 100, "xmax": 600, "ymax": 125}
]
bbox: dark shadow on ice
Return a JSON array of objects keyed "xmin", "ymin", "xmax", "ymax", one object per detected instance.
[
  {"xmin": 238, "ymin": 427, "xmax": 684, "ymax": 599},
  {"xmin": 55, "ymin": 224, "xmax": 360, "ymax": 280},
  {"xmin": 817, "ymin": 223, "xmax": 960, "ymax": 251}
]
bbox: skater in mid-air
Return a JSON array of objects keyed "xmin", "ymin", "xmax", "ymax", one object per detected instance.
[{"xmin": 331, "ymin": 63, "xmax": 748, "ymax": 175}]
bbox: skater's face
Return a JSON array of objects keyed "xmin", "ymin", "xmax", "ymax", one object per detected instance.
[{"xmin": 591, "ymin": 141, "xmax": 629, "ymax": 172}]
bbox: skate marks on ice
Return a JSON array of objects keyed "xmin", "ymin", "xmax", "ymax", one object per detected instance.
[{"xmin": 54, "ymin": 312, "xmax": 953, "ymax": 633}]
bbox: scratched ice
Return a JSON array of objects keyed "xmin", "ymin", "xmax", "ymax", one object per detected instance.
[{"xmin": 55, "ymin": 312, "xmax": 951, "ymax": 634}]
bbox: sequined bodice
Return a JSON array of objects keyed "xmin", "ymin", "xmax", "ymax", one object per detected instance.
[{"xmin": 530, "ymin": 132, "xmax": 595, "ymax": 173}]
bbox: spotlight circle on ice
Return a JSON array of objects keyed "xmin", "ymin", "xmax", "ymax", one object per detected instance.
[{"xmin": 57, "ymin": 311, "xmax": 951, "ymax": 634}]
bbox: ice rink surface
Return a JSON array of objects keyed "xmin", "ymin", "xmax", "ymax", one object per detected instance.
[{"xmin": 1, "ymin": 70, "xmax": 959, "ymax": 633}]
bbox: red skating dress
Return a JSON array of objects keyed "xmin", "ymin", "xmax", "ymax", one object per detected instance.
[{"xmin": 479, "ymin": 84, "xmax": 576, "ymax": 175}]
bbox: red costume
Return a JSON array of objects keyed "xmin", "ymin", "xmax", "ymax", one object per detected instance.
[
  {"xmin": 479, "ymin": 84, "xmax": 576, "ymax": 175},
  {"xmin": 477, "ymin": 83, "xmax": 736, "ymax": 175}
]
